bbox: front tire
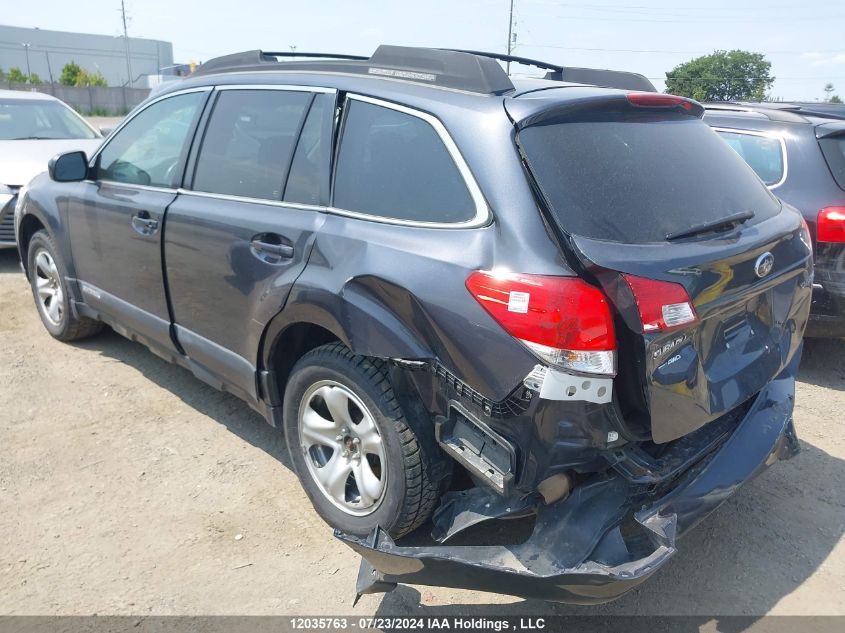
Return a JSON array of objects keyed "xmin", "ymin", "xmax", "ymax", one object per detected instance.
[
  {"xmin": 284, "ymin": 343, "xmax": 444, "ymax": 538},
  {"xmin": 27, "ymin": 230, "xmax": 103, "ymax": 342}
]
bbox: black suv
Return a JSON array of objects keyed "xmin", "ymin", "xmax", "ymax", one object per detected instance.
[
  {"xmin": 705, "ymin": 101, "xmax": 845, "ymax": 337},
  {"xmin": 15, "ymin": 47, "xmax": 811, "ymax": 604}
]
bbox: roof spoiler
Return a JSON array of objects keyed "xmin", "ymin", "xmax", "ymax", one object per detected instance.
[{"xmin": 192, "ymin": 45, "xmax": 656, "ymax": 94}]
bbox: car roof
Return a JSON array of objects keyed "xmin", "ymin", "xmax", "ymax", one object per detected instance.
[
  {"xmin": 162, "ymin": 46, "xmax": 656, "ymax": 102},
  {"xmin": 703, "ymin": 101, "xmax": 845, "ymax": 125},
  {"xmin": 0, "ymin": 89, "xmax": 58, "ymax": 102}
]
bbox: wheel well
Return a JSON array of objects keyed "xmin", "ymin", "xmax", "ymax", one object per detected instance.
[
  {"xmin": 18, "ymin": 215, "xmax": 46, "ymax": 272},
  {"xmin": 269, "ymin": 322, "xmax": 341, "ymax": 396}
]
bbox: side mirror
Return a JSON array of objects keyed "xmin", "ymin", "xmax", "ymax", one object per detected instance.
[
  {"xmin": 99, "ymin": 126, "xmax": 114, "ymax": 137},
  {"xmin": 48, "ymin": 151, "xmax": 88, "ymax": 182}
]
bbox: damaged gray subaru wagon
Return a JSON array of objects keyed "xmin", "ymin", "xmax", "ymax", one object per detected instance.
[{"xmin": 17, "ymin": 47, "xmax": 811, "ymax": 604}]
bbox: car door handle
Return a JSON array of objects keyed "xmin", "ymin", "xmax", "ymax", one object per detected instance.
[
  {"xmin": 131, "ymin": 212, "xmax": 159, "ymax": 236},
  {"xmin": 250, "ymin": 237, "xmax": 294, "ymax": 259}
]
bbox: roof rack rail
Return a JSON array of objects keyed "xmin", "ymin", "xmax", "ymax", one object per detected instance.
[
  {"xmin": 191, "ymin": 45, "xmax": 656, "ymax": 94},
  {"xmin": 191, "ymin": 50, "xmax": 369, "ymax": 77},
  {"xmin": 445, "ymin": 49, "xmax": 656, "ymax": 92},
  {"xmin": 446, "ymin": 50, "xmax": 564, "ymax": 76},
  {"xmin": 192, "ymin": 45, "xmax": 515, "ymax": 94}
]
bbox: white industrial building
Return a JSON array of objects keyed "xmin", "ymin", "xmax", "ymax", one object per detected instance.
[{"xmin": 0, "ymin": 24, "xmax": 174, "ymax": 88}]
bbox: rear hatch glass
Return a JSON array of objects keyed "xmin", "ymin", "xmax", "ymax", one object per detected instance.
[
  {"xmin": 518, "ymin": 113, "xmax": 781, "ymax": 244},
  {"xmin": 514, "ymin": 107, "xmax": 810, "ymax": 443}
]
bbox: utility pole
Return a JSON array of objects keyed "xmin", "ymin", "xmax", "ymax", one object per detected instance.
[
  {"xmin": 120, "ymin": 0, "xmax": 133, "ymax": 86},
  {"xmin": 21, "ymin": 43, "xmax": 32, "ymax": 80},
  {"xmin": 506, "ymin": 0, "xmax": 515, "ymax": 75},
  {"xmin": 45, "ymin": 50, "xmax": 54, "ymax": 84}
]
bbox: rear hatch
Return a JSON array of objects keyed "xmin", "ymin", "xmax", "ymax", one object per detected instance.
[{"xmin": 508, "ymin": 91, "xmax": 813, "ymax": 442}]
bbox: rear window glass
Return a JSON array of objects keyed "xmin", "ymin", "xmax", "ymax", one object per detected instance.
[
  {"xmin": 819, "ymin": 135, "xmax": 845, "ymax": 191},
  {"xmin": 716, "ymin": 130, "xmax": 784, "ymax": 186},
  {"xmin": 518, "ymin": 114, "xmax": 781, "ymax": 243},
  {"xmin": 333, "ymin": 99, "xmax": 476, "ymax": 223}
]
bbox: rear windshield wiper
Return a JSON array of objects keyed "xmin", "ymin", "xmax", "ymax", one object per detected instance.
[
  {"xmin": 666, "ymin": 210, "xmax": 755, "ymax": 241},
  {"xmin": 9, "ymin": 136, "xmax": 57, "ymax": 140}
]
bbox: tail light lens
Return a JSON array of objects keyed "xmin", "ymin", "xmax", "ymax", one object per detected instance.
[
  {"xmin": 465, "ymin": 271, "xmax": 616, "ymax": 375},
  {"xmin": 623, "ymin": 274, "xmax": 699, "ymax": 333},
  {"xmin": 817, "ymin": 207, "xmax": 845, "ymax": 243}
]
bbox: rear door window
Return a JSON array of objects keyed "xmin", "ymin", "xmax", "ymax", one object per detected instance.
[
  {"xmin": 518, "ymin": 114, "xmax": 782, "ymax": 243},
  {"xmin": 333, "ymin": 98, "xmax": 476, "ymax": 223},
  {"xmin": 819, "ymin": 135, "xmax": 845, "ymax": 191},
  {"xmin": 715, "ymin": 129, "xmax": 785, "ymax": 186},
  {"xmin": 192, "ymin": 89, "xmax": 312, "ymax": 201}
]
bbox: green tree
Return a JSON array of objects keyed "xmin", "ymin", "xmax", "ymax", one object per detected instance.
[
  {"xmin": 59, "ymin": 61, "xmax": 82, "ymax": 86},
  {"xmin": 825, "ymin": 83, "xmax": 842, "ymax": 104},
  {"xmin": 28, "ymin": 72, "xmax": 43, "ymax": 85},
  {"xmin": 61, "ymin": 62, "xmax": 108, "ymax": 87},
  {"xmin": 7, "ymin": 66, "xmax": 27, "ymax": 83},
  {"xmin": 0, "ymin": 67, "xmax": 5, "ymax": 81},
  {"xmin": 665, "ymin": 50, "xmax": 774, "ymax": 102},
  {"xmin": 78, "ymin": 70, "xmax": 108, "ymax": 87}
]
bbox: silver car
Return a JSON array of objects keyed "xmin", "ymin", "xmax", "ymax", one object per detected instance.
[{"xmin": 0, "ymin": 89, "xmax": 103, "ymax": 247}]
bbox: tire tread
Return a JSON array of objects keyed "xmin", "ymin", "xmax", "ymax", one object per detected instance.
[
  {"xmin": 293, "ymin": 342, "xmax": 444, "ymax": 537},
  {"xmin": 28, "ymin": 230, "xmax": 103, "ymax": 342}
]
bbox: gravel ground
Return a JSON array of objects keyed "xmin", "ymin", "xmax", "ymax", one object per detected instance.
[{"xmin": 1, "ymin": 246, "xmax": 843, "ymax": 617}]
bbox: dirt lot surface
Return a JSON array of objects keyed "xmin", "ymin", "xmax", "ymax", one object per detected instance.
[{"xmin": 1, "ymin": 247, "xmax": 844, "ymax": 618}]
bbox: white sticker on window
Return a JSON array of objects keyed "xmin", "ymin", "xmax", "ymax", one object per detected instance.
[{"xmin": 508, "ymin": 291, "xmax": 530, "ymax": 313}]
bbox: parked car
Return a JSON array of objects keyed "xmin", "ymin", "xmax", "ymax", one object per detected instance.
[
  {"xmin": 0, "ymin": 90, "xmax": 102, "ymax": 248},
  {"xmin": 705, "ymin": 102, "xmax": 845, "ymax": 337},
  {"xmin": 14, "ymin": 47, "xmax": 812, "ymax": 604}
]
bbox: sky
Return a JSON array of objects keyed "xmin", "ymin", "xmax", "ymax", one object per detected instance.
[{"xmin": 3, "ymin": 0, "xmax": 845, "ymax": 100}]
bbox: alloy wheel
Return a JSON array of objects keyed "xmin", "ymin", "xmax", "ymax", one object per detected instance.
[
  {"xmin": 34, "ymin": 249, "xmax": 64, "ymax": 326},
  {"xmin": 298, "ymin": 380, "xmax": 387, "ymax": 516}
]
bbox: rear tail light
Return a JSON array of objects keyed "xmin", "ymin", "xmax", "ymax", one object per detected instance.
[
  {"xmin": 627, "ymin": 92, "xmax": 694, "ymax": 112},
  {"xmin": 466, "ymin": 270, "xmax": 616, "ymax": 375},
  {"xmin": 622, "ymin": 274, "xmax": 699, "ymax": 333},
  {"xmin": 817, "ymin": 207, "xmax": 845, "ymax": 243}
]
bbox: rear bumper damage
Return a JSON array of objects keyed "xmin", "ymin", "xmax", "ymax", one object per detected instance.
[{"xmin": 337, "ymin": 364, "xmax": 800, "ymax": 604}]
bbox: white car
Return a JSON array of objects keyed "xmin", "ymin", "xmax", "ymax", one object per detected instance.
[{"xmin": 0, "ymin": 90, "xmax": 104, "ymax": 247}]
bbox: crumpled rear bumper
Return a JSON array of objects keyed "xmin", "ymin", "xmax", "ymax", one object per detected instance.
[{"xmin": 337, "ymin": 364, "xmax": 800, "ymax": 604}]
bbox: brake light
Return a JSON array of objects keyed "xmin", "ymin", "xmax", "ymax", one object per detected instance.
[
  {"xmin": 627, "ymin": 92, "xmax": 694, "ymax": 112},
  {"xmin": 623, "ymin": 274, "xmax": 699, "ymax": 333},
  {"xmin": 817, "ymin": 207, "xmax": 845, "ymax": 243},
  {"xmin": 466, "ymin": 271, "xmax": 616, "ymax": 375}
]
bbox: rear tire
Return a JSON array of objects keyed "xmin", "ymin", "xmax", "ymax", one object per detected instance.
[
  {"xmin": 283, "ymin": 343, "xmax": 444, "ymax": 538},
  {"xmin": 27, "ymin": 230, "xmax": 103, "ymax": 342}
]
